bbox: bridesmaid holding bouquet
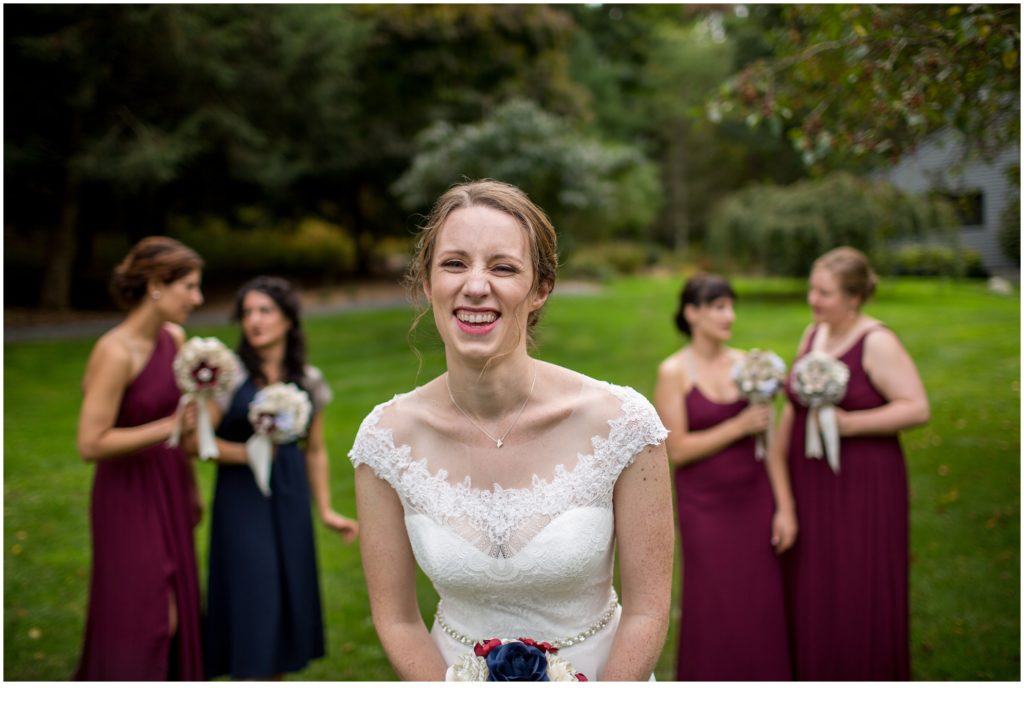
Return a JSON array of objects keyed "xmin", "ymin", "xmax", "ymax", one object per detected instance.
[
  {"xmin": 771, "ymin": 247, "xmax": 930, "ymax": 680},
  {"xmin": 654, "ymin": 273, "xmax": 796, "ymax": 681},
  {"xmin": 75, "ymin": 237, "xmax": 205, "ymax": 680}
]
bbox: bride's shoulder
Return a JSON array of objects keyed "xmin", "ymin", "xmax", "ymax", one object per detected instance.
[{"xmin": 555, "ymin": 367, "xmax": 664, "ymax": 435}]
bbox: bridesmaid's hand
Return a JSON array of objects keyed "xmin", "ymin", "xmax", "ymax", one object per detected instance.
[
  {"xmin": 771, "ymin": 508, "xmax": 798, "ymax": 554},
  {"xmin": 322, "ymin": 510, "xmax": 359, "ymax": 544},
  {"xmin": 734, "ymin": 404, "xmax": 772, "ymax": 437},
  {"xmin": 834, "ymin": 407, "xmax": 852, "ymax": 436}
]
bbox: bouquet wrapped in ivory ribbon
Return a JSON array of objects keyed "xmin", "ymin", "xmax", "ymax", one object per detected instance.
[
  {"xmin": 246, "ymin": 382, "xmax": 312, "ymax": 496},
  {"xmin": 731, "ymin": 349, "xmax": 787, "ymax": 461},
  {"xmin": 169, "ymin": 336, "xmax": 240, "ymax": 459},
  {"xmin": 791, "ymin": 351, "xmax": 850, "ymax": 474}
]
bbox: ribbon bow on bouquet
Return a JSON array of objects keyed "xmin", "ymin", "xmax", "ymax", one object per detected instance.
[
  {"xmin": 245, "ymin": 382, "xmax": 312, "ymax": 496},
  {"xmin": 169, "ymin": 337, "xmax": 240, "ymax": 459},
  {"xmin": 731, "ymin": 349, "xmax": 787, "ymax": 461},
  {"xmin": 791, "ymin": 350, "xmax": 850, "ymax": 474}
]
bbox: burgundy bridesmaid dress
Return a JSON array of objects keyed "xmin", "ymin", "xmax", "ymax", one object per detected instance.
[
  {"xmin": 675, "ymin": 385, "xmax": 791, "ymax": 680},
  {"xmin": 783, "ymin": 325, "xmax": 910, "ymax": 680},
  {"xmin": 75, "ymin": 328, "xmax": 203, "ymax": 680}
]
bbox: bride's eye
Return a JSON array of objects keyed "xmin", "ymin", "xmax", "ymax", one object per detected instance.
[
  {"xmin": 493, "ymin": 264, "xmax": 518, "ymax": 275},
  {"xmin": 440, "ymin": 259, "xmax": 466, "ymax": 271}
]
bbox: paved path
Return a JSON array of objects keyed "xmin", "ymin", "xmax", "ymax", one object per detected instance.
[{"xmin": 3, "ymin": 281, "xmax": 600, "ymax": 343}]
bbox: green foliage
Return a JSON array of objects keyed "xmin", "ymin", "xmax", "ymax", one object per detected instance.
[
  {"xmin": 876, "ymin": 245, "xmax": 988, "ymax": 279},
  {"xmin": 170, "ymin": 215, "xmax": 358, "ymax": 285},
  {"xmin": 712, "ymin": 4, "xmax": 1021, "ymax": 170},
  {"xmin": 4, "ymin": 277, "xmax": 1019, "ymax": 680},
  {"xmin": 707, "ymin": 172, "xmax": 960, "ymax": 275},
  {"xmin": 561, "ymin": 241, "xmax": 656, "ymax": 282},
  {"xmin": 998, "ymin": 196, "xmax": 1021, "ymax": 263},
  {"xmin": 392, "ymin": 99, "xmax": 662, "ymax": 252}
]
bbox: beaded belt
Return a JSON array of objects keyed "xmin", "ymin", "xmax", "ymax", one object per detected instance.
[{"xmin": 434, "ymin": 590, "xmax": 619, "ymax": 648}]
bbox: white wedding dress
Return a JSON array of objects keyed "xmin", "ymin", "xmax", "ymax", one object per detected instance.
[{"xmin": 349, "ymin": 374, "xmax": 667, "ymax": 681}]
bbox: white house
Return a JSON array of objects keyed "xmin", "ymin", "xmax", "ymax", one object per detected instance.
[{"xmin": 872, "ymin": 128, "xmax": 1020, "ymax": 277}]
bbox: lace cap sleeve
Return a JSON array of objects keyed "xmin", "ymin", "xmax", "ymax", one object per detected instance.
[
  {"xmin": 303, "ymin": 365, "xmax": 333, "ymax": 413},
  {"xmin": 347, "ymin": 396, "xmax": 406, "ymax": 488},
  {"xmin": 600, "ymin": 383, "xmax": 669, "ymax": 482}
]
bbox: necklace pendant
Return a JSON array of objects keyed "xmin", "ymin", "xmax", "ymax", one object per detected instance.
[{"xmin": 495, "ymin": 439, "xmax": 503, "ymax": 448}]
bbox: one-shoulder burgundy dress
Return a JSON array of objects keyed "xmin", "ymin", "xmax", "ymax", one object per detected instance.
[
  {"xmin": 783, "ymin": 325, "xmax": 910, "ymax": 680},
  {"xmin": 75, "ymin": 328, "xmax": 203, "ymax": 680}
]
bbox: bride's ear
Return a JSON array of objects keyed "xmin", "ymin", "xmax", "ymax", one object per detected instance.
[{"xmin": 530, "ymin": 279, "xmax": 552, "ymax": 311}]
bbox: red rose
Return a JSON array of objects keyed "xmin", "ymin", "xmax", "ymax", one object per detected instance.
[
  {"xmin": 474, "ymin": 638, "xmax": 503, "ymax": 658},
  {"xmin": 575, "ymin": 673, "xmax": 588, "ymax": 681}
]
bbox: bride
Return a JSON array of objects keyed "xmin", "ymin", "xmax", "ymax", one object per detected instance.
[{"xmin": 349, "ymin": 179, "xmax": 674, "ymax": 681}]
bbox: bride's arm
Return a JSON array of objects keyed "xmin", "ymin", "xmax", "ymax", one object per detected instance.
[
  {"xmin": 355, "ymin": 464, "xmax": 446, "ymax": 680},
  {"xmin": 602, "ymin": 441, "xmax": 674, "ymax": 680}
]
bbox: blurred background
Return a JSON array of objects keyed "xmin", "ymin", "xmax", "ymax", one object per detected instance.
[{"xmin": 4, "ymin": 3, "xmax": 1019, "ymax": 314}]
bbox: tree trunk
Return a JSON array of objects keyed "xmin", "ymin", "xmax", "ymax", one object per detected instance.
[
  {"xmin": 666, "ymin": 120, "xmax": 690, "ymax": 254},
  {"xmin": 39, "ymin": 172, "xmax": 80, "ymax": 310}
]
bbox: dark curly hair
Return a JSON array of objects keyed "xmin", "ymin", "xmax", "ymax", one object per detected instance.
[
  {"xmin": 674, "ymin": 273, "xmax": 736, "ymax": 337},
  {"xmin": 232, "ymin": 276, "xmax": 307, "ymax": 387}
]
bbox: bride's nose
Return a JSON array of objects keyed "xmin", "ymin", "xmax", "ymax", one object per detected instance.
[{"xmin": 462, "ymin": 267, "xmax": 491, "ymax": 299}]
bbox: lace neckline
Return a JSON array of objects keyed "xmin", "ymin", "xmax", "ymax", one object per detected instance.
[{"xmin": 362, "ymin": 379, "xmax": 636, "ymax": 496}]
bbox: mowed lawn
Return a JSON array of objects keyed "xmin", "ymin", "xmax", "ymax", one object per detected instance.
[{"xmin": 4, "ymin": 275, "xmax": 1019, "ymax": 680}]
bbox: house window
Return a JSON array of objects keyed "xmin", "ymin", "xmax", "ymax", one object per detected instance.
[{"xmin": 939, "ymin": 190, "xmax": 985, "ymax": 226}]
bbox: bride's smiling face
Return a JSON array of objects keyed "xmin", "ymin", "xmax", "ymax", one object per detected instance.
[{"xmin": 426, "ymin": 205, "xmax": 549, "ymax": 362}]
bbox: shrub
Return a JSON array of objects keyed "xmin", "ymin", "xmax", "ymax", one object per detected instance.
[
  {"xmin": 998, "ymin": 197, "xmax": 1020, "ymax": 263},
  {"xmin": 876, "ymin": 244, "xmax": 987, "ymax": 278},
  {"xmin": 706, "ymin": 172, "xmax": 960, "ymax": 276}
]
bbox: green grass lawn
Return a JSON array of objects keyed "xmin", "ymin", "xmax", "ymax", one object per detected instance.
[{"xmin": 4, "ymin": 275, "xmax": 1020, "ymax": 680}]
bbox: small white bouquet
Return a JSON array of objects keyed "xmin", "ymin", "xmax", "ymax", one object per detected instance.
[
  {"xmin": 169, "ymin": 336, "xmax": 240, "ymax": 459},
  {"xmin": 246, "ymin": 382, "xmax": 312, "ymax": 496},
  {"xmin": 732, "ymin": 349, "xmax": 787, "ymax": 460},
  {"xmin": 446, "ymin": 638, "xmax": 587, "ymax": 682},
  {"xmin": 791, "ymin": 351, "xmax": 850, "ymax": 474}
]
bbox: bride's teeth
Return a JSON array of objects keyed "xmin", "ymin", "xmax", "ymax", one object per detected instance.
[{"xmin": 457, "ymin": 311, "xmax": 497, "ymax": 324}]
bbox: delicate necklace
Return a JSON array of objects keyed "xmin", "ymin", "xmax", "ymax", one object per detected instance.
[{"xmin": 445, "ymin": 363, "xmax": 538, "ymax": 448}]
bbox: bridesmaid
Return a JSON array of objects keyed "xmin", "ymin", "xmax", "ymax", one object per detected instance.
[
  {"xmin": 654, "ymin": 273, "xmax": 796, "ymax": 681},
  {"xmin": 75, "ymin": 237, "xmax": 205, "ymax": 680},
  {"xmin": 202, "ymin": 276, "xmax": 358, "ymax": 680},
  {"xmin": 772, "ymin": 246, "xmax": 929, "ymax": 680}
]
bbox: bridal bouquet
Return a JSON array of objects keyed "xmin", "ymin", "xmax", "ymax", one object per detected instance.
[
  {"xmin": 246, "ymin": 383, "xmax": 312, "ymax": 496},
  {"xmin": 731, "ymin": 349, "xmax": 787, "ymax": 460},
  {"xmin": 446, "ymin": 638, "xmax": 588, "ymax": 682},
  {"xmin": 169, "ymin": 336, "xmax": 239, "ymax": 459},
  {"xmin": 791, "ymin": 351, "xmax": 850, "ymax": 474}
]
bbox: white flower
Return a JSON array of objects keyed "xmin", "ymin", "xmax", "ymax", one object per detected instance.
[
  {"xmin": 173, "ymin": 336, "xmax": 239, "ymax": 395},
  {"xmin": 733, "ymin": 349, "xmax": 787, "ymax": 403},
  {"xmin": 792, "ymin": 351, "xmax": 850, "ymax": 407},
  {"xmin": 445, "ymin": 653, "xmax": 490, "ymax": 681},
  {"xmin": 247, "ymin": 382, "xmax": 312, "ymax": 444},
  {"xmin": 545, "ymin": 653, "xmax": 581, "ymax": 682}
]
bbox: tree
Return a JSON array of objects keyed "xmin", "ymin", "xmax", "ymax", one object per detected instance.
[
  {"xmin": 710, "ymin": 4, "xmax": 1020, "ymax": 171},
  {"xmin": 392, "ymin": 99, "xmax": 661, "ymax": 254}
]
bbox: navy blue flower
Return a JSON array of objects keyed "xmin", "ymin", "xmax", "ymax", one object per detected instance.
[{"xmin": 485, "ymin": 641, "xmax": 550, "ymax": 681}]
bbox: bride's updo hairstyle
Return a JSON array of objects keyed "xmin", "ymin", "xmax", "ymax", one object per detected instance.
[
  {"xmin": 812, "ymin": 246, "xmax": 878, "ymax": 309},
  {"xmin": 674, "ymin": 273, "xmax": 736, "ymax": 337},
  {"xmin": 405, "ymin": 179, "xmax": 559, "ymax": 347},
  {"xmin": 109, "ymin": 236, "xmax": 204, "ymax": 310}
]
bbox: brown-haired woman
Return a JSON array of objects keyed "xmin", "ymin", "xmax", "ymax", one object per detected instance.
[
  {"xmin": 74, "ymin": 236, "xmax": 205, "ymax": 680},
  {"xmin": 654, "ymin": 273, "xmax": 795, "ymax": 680},
  {"xmin": 350, "ymin": 179, "xmax": 673, "ymax": 681},
  {"xmin": 771, "ymin": 246, "xmax": 930, "ymax": 680}
]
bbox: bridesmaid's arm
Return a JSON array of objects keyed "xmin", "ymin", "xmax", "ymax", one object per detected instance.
[
  {"xmin": 766, "ymin": 402, "xmax": 797, "ymax": 554},
  {"xmin": 839, "ymin": 329, "xmax": 930, "ymax": 436},
  {"xmin": 304, "ymin": 414, "xmax": 358, "ymax": 543},
  {"xmin": 355, "ymin": 464, "xmax": 446, "ymax": 680},
  {"xmin": 603, "ymin": 441, "xmax": 674, "ymax": 681},
  {"xmin": 182, "ymin": 396, "xmax": 250, "ymax": 464},
  {"xmin": 77, "ymin": 336, "xmax": 178, "ymax": 461},
  {"xmin": 654, "ymin": 355, "xmax": 769, "ymax": 466}
]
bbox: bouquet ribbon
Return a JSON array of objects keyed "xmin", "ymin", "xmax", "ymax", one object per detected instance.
[
  {"xmin": 245, "ymin": 432, "xmax": 273, "ymax": 497},
  {"xmin": 752, "ymin": 399, "xmax": 775, "ymax": 461},
  {"xmin": 806, "ymin": 404, "xmax": 841, "ymax": 474},
  {"xmin": 168, "ymin": 394, "xmax": 220, "ymax": 460}
]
